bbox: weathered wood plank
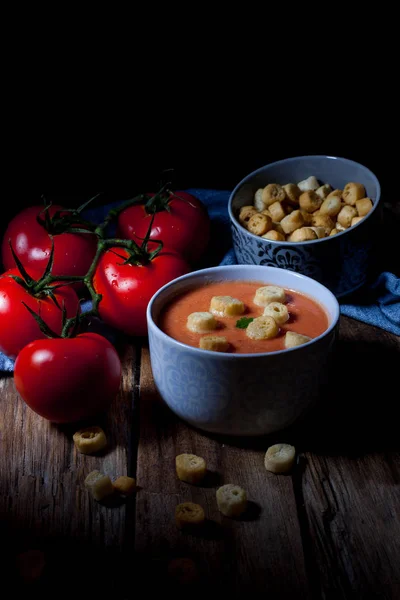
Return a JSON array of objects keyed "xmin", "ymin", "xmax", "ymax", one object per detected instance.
[
  {"xmin": 135, "ymin": 345, "xmax": 310, "ymax": 597},
  {"xmin": 300, "ymin": 452, "xmax": 399, "ymax": 599},
  {"xmin": 0, "ymin": 345, "xmax": 137, "ymax": 595},
  {"xmin": 294, "ymin": 317, "xmax": 400, "ymax": 599}
]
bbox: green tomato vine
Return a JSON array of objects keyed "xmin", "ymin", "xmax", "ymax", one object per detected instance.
[{"xmin": 11, "ymin": 183, "xmax": 176, "ymax": 339}]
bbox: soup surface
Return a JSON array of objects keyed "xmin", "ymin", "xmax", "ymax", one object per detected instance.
[{"xmin": 158, "ymin": 280, "xmax": 329, "ymax": 354}]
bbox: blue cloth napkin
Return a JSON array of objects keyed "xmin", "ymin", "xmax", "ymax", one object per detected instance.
[
  {"xmin": 1, "ymin": 189, "xmax": 399, "ymax": 373},
  {"xmin": 340, "ymin": 271, "xmax": 400, "ymax": 335}
]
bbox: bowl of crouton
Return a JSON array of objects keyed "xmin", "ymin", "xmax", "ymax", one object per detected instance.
[{"xmin": 228, "ymin": 156, "xmax": 382, "ymax": 297}]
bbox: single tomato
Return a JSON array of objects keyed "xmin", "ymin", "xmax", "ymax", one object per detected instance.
[
  {"xmin": 93, "ymin": 246, "xmax": 189, "ymax": 337},
  {"xmin": 116, "ymin": 190, "xmax": 210, "ymax": 263},
  {"xmin": 0, "ymin": 268, "xmax": 80, "ymax": 359},
  {"xmin": 14, "ymin": 333, "xmax": 121, "ymax": 423},
  {"xmin": 1, "ymin": 205, "xmax": 97, "ymax": 285}
]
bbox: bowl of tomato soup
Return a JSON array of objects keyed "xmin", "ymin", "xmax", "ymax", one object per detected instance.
[{"xmin": 147, "ymin": 265, "xmax": 340, "ymax": 436}]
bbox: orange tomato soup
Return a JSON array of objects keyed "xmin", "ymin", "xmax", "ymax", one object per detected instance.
[{"xmin": 158, "ymin": 280, "xmax": 329, "ymax": 354}]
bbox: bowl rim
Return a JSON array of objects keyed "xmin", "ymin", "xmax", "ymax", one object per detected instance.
[
  {"xmin": 227, "ymin": 154, "xmax": 382, "ymax": 246},
  {"xmin": 146, "ymin": 264, "xmax": 340, "ymax": 359}
]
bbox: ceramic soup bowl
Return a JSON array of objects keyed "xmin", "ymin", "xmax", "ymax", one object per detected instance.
[{"xmin": 147, "ymin": 264, "xmax": 340, "ymax": 436}]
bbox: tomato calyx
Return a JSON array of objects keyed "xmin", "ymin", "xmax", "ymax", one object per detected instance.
[
  {"xmin": 36, "ymin": 194, "xmax": 102, "ymax": 236},
  {"xmin": 144, "ymin": 190, "xmax": 172, "ymax": 214},
  {"xmin": 144, "ymin": 188, "xmax": 198, "ymax": 215},
  {"xmin": 143, "ymin": 167, "xmax": 199, "ymax": 214},
  {"xmin": 6, "ymin": 240, "xmax": 84, "ymax": 309},
  {"xmin": 93, "ymin": 182, "xmax": 185, "ymax": 238},
  {"xmin": 108, "ymin": 213, "xmax": 163, "ymax": 267},
  {"xmin": 22, "ymin": 289, "xmax": 86, "ymax": 341}
]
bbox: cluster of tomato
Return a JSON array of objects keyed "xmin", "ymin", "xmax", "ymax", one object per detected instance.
[{"xmin": 0, "ymin": 190, "xmax": 210, "ymax": 423}]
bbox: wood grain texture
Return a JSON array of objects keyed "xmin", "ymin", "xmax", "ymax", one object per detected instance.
[
  {"xmin": 1, "ymin": 314, "xmax": 399, "ymax": 598},
  {"xmin": 289, "ymin": 317, "xmax": 400, "ymax": 599},
  {"xmin": 0, "ymin": 344, "xmax": 138, "ymax": 596},
  {"xmin": 300, "ymin": 452, "xmax": 399, "ymax": 600},
  {"xmin": 135, "ymin": 345, "xmax": 310, "ymax": 597}
]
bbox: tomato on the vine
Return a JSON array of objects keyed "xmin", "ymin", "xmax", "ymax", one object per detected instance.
[
  {"xmin": 14, "ymin": 333, "xmax": 121, "ymax": 423},
  {"xmin": 1, "ymin": 205, "xmax": 97, "ymax": 284},
  {"xmin": 116, "ymin": 190, "xmax": 210, "ymax": 263},
  {"xmin": 93, "ymin": 246, "xmax": 189, "ymax": 337},
  {"xmin": 0, "ymin": 268, "xmax": 80, "ymax": 359}
]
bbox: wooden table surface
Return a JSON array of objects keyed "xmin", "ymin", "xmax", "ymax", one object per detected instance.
[{"xmin": 0, "ymin": 314, "xmax": 399, "ymax": 599}]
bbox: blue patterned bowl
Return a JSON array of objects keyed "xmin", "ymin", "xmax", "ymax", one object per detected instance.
[
  {"xmin": 147, "ymin": 264, "xmax": 340, "ymax": 437},
  {"xmin": 228, "ymin": 156, "xmax": 381, "ymax": 298}
]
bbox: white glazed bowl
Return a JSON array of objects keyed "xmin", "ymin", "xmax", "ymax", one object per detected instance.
[{"xmin": 147, "ymin": 265, "xmax": 340, "ymax": 436}]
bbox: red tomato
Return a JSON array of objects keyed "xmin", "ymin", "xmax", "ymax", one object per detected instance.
[
  {"xmin": 116, "ymin": 191, "xmax": 210, "ymax": 263},
  {"xmin": 0, "ymin": 268, "xmax": 80, "ymax": 359},
  {"xmin": 1, "ymin": 205, "xmax": 97, "ymax": 283},
  {"xmin": 14, "ymin": 333, "xmax": 121, "ymax": 423},
  {"xmin": 93, "ymin": 247, "xmax": 189, "ymax": 337}
]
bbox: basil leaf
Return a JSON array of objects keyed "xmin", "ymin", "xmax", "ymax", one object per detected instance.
[{"xmin": 236, "ymin": 317, "xmax": 254, "ymax": 329}]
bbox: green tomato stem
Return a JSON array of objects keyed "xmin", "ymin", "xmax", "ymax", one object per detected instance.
[
  {"xmin": 94, "ymin": 193, "xmax": 148, "ymax": 238},
  {"xmin": 36, "ymin": 186, "xmax": 167, "ymax": 338},
  {"xmin": 59, "ymin": 238, "xmax": 141, "ymax": 337},
  {"xmin": 33, "ymin": 274, "xmax": 84, "ymax": 294}
]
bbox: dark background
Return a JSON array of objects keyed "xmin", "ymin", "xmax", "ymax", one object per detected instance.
[
  {"xmin": 2, "ymin": 148, "xmax": 397, "ymax": 214},
  {"xmin": 2, "ymin": 48, "xmax": 399, "ymax": 253},
  {"xmin": 2, "ymin": 135, "xmax": 399, "ymax": 276}
]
